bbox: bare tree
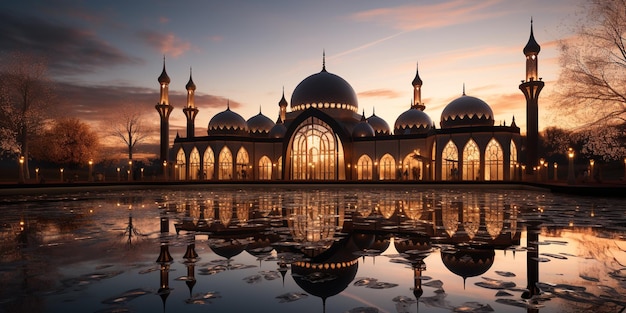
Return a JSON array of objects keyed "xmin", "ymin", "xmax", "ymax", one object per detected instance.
[
  {"xmin": 105, "ymin": 107, "xmax": 152, "ymax": 160},
  {"xmin": 553, "ymin": 0, "xmax": 626, "ymax": 160},
  {"xmin": 31, "ymin": 118, "xmax": 101, "ymax": 168},
  {"xmin": 0, "ymin": 52, "xmax": 54, "ymax": 179}
]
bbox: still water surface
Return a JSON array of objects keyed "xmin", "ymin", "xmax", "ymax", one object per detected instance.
[{"xmin": 1, "ymin": 185, "xmax": 625, "ymax": 313}]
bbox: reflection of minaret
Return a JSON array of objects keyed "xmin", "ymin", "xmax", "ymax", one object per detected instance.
[
  {"xmin": 183, "ymin": 238, "xmax": 199, "ymax": 297},
  {"xmin": 155, "ymin": 57, "xmax": 173, "ymax": 163},
  {"xmin": 519, "ymin": 20, "xmax": 543, "ymax": 174},
  {"xmin": 156, "ymin": 240, "xmax": 173, "ymax": 311},
  {"xmin": 522, "ymin": 220, "xmax": 541, "ymax": 313},
  {"xmin": 183, "ymin": 68, "xmax": 198, "ymax": 139},
  {"xmin": 412, "ymin": 260, "xmax": 426, "ymax": 311}
]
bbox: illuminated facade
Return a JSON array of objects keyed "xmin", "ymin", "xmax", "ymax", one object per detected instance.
[{"xmin": 161, "ymin": 26, "xmax": 543, "ymax": 182}]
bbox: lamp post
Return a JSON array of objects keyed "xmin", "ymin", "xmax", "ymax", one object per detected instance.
[
  {"xmin": 174, "ymin": 164, "xmax": 178, "ymax": 181},
  {"xmin": 117, "ymin": 167, "xmax": 121, "ymax": 181},
  {"xmin": 567, "ymin": 148, "xmax": 575, "ymax": 185},
  {"xmin": 163, "ymin": 161, "xmax": 168, "ymax": 181},
  {"xmin": 521, "ymin": 165, "xmax": 526, "ymax": 181},
  {"xmin": 589, "ymin": 159, "xmax": 595, "ymax": 183},
  {"xmin": 88, "ymin": 159, "xmax": 93, "ymax": 182},
  {"xmin": 128, "ymin": 160, "xmax": 133, "ymax": 182},
  {"xmin": 35, "ymin": 167, "xmax": 39, "ymax": 182},
  {"xmin": 539, "ymin": 158, "xmax": 545, "ymax": 181},
  {"xmin": 18, "ymin": 156, "xmax": 25, "ymax": 184},
  {"xmin": 140, "ymin": 168, "xmax": 144, "ymax": 181},
  {"xmin": 553, "ymin": 163, "xmax": 557, "ymax": 181},
  {"xmin": 60, "ymin": 168, "xmax": 64, "ymax": 183}
]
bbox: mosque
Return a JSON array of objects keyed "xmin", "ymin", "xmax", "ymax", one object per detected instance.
[{"xmin": 156, "ymin": 22, "xmax": 542, "ymax": 182}]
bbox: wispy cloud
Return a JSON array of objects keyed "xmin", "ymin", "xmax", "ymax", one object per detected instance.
[
  {"xmin": 350, "ymin": 0, "xmax": 503, "ymax": 31},
  {"xmin": 139, "ymin": 31, "xmax": 193, "ymax": 58},
  {"xmin": 358, "ymin": 89, "xmax": 402, "ymax": 99}
]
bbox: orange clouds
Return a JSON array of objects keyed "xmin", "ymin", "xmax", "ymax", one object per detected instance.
[
  {"xmin": 358, "ymin": 89, "xmax": 402, "ymax": 99},
  {"xmin": 141, "ymin": 31, "xmax": 192, "ymax": 57}
]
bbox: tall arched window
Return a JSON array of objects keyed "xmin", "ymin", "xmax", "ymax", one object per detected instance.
[
  {"xmin": 430, "ymin": 141, "xmax": 436, "ymax": 181},
  {"xmin": 463, "ymin": 139, "xmax": 480, "ymax": 181},
  {"xmin": 277, "ymin": 156, "xmax": 283, "ymax": 180},
  {"xmin": 442, "ymin": 140, "xmax": 458, "ymax": 181},
  {"xmin": 403, "ymin": 152, "xmax": 422, "ymax": 180},
  {"xmin": 289, "ymin": 117, "xmax": 344, "ymax": 180},
  {"xmin": 510, "ymin": 140, "xmax": 518, "ymax": 180},
  {"xmin": 357, "ymin": 155, "xmax": 373, "ymax": 180},
  {"xmin": 258, "ymin": 156, "xmax": 272, "ymax": 180},
  {"xmin": 485, "ymin": 138, "xmax": 503, "ymax": 181},
  {"xmin": 176, "ymin": 148, "xmax": 186, "ymax": 180},
  {"xmin": 203, "ymin": 147, "xmax": 214, "ymax": 180},
  {"xmin": 379, "ymin": 154, "xmax": 395, "ymax": 180},
  {"xmin": 236, "ymin": 147, "xmax": 249, "ymax": 180},
  {"xmin": 189, "ymin": 147, "xmax": 200, "ymax": 180},
  {"xmin": 218, "ymin": 147, "xmax": 232, "ymax": 180}
]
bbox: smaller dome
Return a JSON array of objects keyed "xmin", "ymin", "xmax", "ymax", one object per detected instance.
[
  {"xmin": 523, "ymin": 21, "xmax": 541, "ymax": 55},
  {"xmin": 352, "ymin": 112, "xmax": 375, "ymax": 138},
  {"xmin": 394, "ymin": 108, "xmax": 433, "ymax": 135},
  {"xmin": 247, "ymin": 111, "xmax": 275, "ymax": 135},
  {"xmin": 269, "ymin": 116, "xmax": 287, "ymax": 138},
  {"xmin": 367, "ymin": 112, "xmax": 390, "ymax": 135},
  {"xmin": 158, "ymin": 64, "xmax": 170, "ymax": 84},
  {"xmin": 440, "ymin": 95, "xmax": 494, "ymax": 129},
  {"xmin": 186, "ymin": 74, "xmax": 196, "ymax": 91},
  {"xmin": 208, "ymin": 106, "xmax": 248, "ymax": 136}
]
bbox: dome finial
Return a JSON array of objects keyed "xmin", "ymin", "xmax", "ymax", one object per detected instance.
[
  {"xmin": 322, "ymin": 49, "xmax": 326, "ymax": 72},
  {"xmin": 158, "ymin": 55, "xmax": 171, "ymax": 84},
  {"xmin": 462, "ymin": 83, "xmax": 466, "ymax": 96},
  {"xmin": 524, "ymin": 18, "xmax": 541, "ymax": 55},
  {"xmin": 227, "ymin": 99, "xmax": 230, "ymax": 110}
]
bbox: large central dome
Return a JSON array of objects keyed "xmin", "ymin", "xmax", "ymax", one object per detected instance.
[{"xmin": 290, "ymin": 67, "xmax": 358, "ymax": 114}]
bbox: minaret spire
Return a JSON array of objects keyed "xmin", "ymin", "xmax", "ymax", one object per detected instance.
[
  {"xmin": 462, "ymin": 83, "xmax": 466, "ymax": 96},
  {"xmin": 278, "ymin": 86, "xmax": 288, "ymax": 122},
  {"xmin": 156, "ymin": 56, "xmax": 173, "ymax": 163},
  {"xmin": 322, "ymin": 50, "xmax": 326, "ymax": 72},
  {"xmin": 412, "ymin": 61, "xmax": 425, "ymax": 111},
  {"xmin": 183, "ymin": 66, "xmax": 199, "ymax": 139}
]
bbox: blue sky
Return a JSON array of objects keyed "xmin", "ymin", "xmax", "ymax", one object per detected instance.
[{"xmin": 0, "ymin": 0, "xmax": 581, "ymax": 147}]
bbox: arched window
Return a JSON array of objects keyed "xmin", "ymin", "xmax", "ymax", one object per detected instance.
[
  {"xmin": 218, "ymin": 147, "xmax": 232, "ymax": 180},
  {"xmin": 357, "ymin": 155, "xmax": 373, "ymax": 180},
  {"xmin": 485, "ymin": 138, "xmax": 503, "ymax": 181},
  {"xmin": 258, "ymin": 156, "xmax": 272, "ymax": 180},
  {"xmin": 236, "ymin": 147, "xmax": 249, "ymax": 180},
  {"xmin": 289, "ymin": 117, "xmax": 344, "ymax": 180},
  {"xmin": 462, "ymin": 139, "xmax": 480, "ymax": 181},
  {"xmin": 277, "ymin": 156, "xmax": 283, "ymax": 180},
  {"xmin": 379, "ymin": 154, "xmax": 396, "ymax": 180},
  {"xmin": 203, "ymin": 147, "xmax": 214, "ymax": 180},
  {"xmin": 442, "ymin": 140, "xmax": 458, "ymax": 181},
  {"xmin": 189, "ymin": 147, "xmax": 200, "ymax": 180},
  {"xmin": 403, "ymin": 151, "xmax": 423, "ymax": 180},
  {"xmin": 176, "ymin": 148, "xmax": 186, "ymax": 180},
  {"xmin": 430, "ymin": 141, "xmax": 436, "ymax": 181},
  {"xmin": 510, "ymin": 140, "xmax": 518, "ymax": 180}
]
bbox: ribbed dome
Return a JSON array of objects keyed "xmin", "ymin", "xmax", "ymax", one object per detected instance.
[
  {"xmin": 208, "ymin": 106, "xmax": 248, "ymax": 135},
  {"xmin": 291, "ymin": 68, "xmax": 358, "ymax": 114},
  {"xmin": 247, "ymin": 111, "xmax": 275, "ymax": 135},
  {"xmin": 367, "ymin": 113, "xmax": 390, "ymax": 135},
  {"xmin": 394, "ymin": 108, "xmax": 433, "ymax": 135},
  {"xmin": 352, "ymin": 112, "xmax": 375, "ymax": 138},
  {"xmin": 440, "ymin": 95, "xmax": 494, "ymax": 129}
]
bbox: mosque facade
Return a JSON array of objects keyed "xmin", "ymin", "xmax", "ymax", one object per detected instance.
[{"xmin": 156, "ymin": 24, "xmax": 542, "ymax": 182}]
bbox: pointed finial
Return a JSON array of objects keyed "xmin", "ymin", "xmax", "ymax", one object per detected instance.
[
  {"xmin": 372, "ymin": 107, "xmax": 376, "ymax": 116},
  {"xmin": 322, "ymin": 49, "xmax": 326, "ymax": 72},
  {"xmin": 259, "ymin": 105, "xmax": 262, "ymax": 114},
  {"xmin": 462, "ymin": 83, "xmax": 466, "ymax": 96},
  {"xmin": 227, "ymin": 99, "xmax": 230, "ymax": 110},
  {"xmin": 158, "ymin": 55, "xmax": 170, "ymax": 84}
]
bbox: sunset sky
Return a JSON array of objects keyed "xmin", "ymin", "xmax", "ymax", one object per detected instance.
[{"xmin": 0, "ymin": 0, "xmax": 582, "ymax": 153}]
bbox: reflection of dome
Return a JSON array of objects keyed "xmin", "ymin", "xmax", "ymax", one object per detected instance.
[
  {"xmin": 247, "ymin": 111, "xmax": 275, "ymax": 136},
  {"xmin": 394, "ymin": 108, "xmax": 433, "ymax": 135},
  {"xmin": 291, "ymin": 259, "xmax": 358, "ymax": 301},
  {"xmin": 352, "ymin": 113, "xmax": 375, "ymax": 138},
  {"xmin": 440, "ymin": 95, "xmax": 494, "ymax": 129},
  {"xmin": 441, "ymin": 246, "xmax": 494, "ymax": 285},
  {"xmin": 367, "ymin": 113, "xmax": 391, "ymax": 135},
  {"xmin": 291, "ymin": 66, "xmax": 358, "ymax": 114},
  {"xmin": 208, "ymin": 106, "xmax": 248, "ymax": 135},
  {"xmin": 208, "ymin": 239, "xmax": 247, "ymax": 259}
]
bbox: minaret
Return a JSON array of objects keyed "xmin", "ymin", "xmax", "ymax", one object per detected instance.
[
  {"xmin": 183, "ymin": 68, "xmax": 199, "ymax": 139},
  {"xmin": 278, "ymin": 87, "xmax": 288, "ymax": 123},
  {"xmin": 412, "ymin": 62, "xmax": 425, "ymax": 111},
  {"xmin": 155, "ymin": 57, "xmax": 173, "ymax": 163},
  {"xmin": 519, "ymin": 19, "xmax": 544, "ymax": 174}
]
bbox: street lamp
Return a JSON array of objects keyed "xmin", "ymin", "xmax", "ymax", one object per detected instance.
[
  {"xmin": 60, "ymin": 168, "xmax": 64, "ymax": 183},
  {"xmin": 140, "ymin": 168, "xmax": 144, "ymax": 181},
  {"xmin": 117, "ymin": 167, "xmax": 121, "ymax": 181},
  {"xmin": 553, "ymin": 163, "xmax": 557, "ymax": 181},
  {"xmin": 163, "ymin": 161, "xmax": 168, "ymax": 181},
  {"xmin": 539, "ymin": 158, "xmax": 545, "ymax": 181},
  {"xmin": 18, "ymin": 156, "xmax": 25, "ymax": 184},
  {"xmin": 35, "ymin": 167, "xmax": 39, "ymax": 182},
  {"xmin": 589, "ymin": 159, "xmax": 595, "ymax": 183},
  {"xmin": 88, "ymin": 159, "xmax": 93, "ymax": 182},
  {"xmin": 567, "ymin": 148, "xmax": 575, "ymax": 185},
  {"xmin": 521, "ymin": 165, "xmax": 526, "ymax": 181},
  {"xmin": 128, "ymin": 160, "xmax": 133, "ymax": 181}
]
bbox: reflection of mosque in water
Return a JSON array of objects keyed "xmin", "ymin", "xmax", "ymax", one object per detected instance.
[{"xmin": 160, "ymin": 191, "xmax": 521, "ymax": 310}]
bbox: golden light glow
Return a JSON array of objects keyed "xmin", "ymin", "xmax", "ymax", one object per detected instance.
[{"xmin": 567, "ymin": 147, "xmax": 574, "ymax": 159}]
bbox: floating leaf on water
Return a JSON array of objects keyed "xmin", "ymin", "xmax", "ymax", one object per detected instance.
[
  {"xmin": 366, "ymin": 281, "xmax": 398, "ymax": 289},
  {"xmin": 276, "ymin": 292, "xmax": 308, "ymax": 303},
  {"xmin": 260, "ymin": 270, "xmax": 281, "ymax": 281},
  {"xmin": 243, "ymin": 274, "xmax": 262, "ymax": 284},
  {"xmin": 495, "ymin": 290, "xmax": 513, "ymax": 297},
  {"xmin": 540, "ymin": 253, "xmax": 567, "ymax": 260},
  {"xmin": 579, "ymin": 275, "xmax": 599, "ymax": 282},
  {"xmin": 475, "ymin": 280, "xmax": 516, "ymax": 290},
  {"xmin": 544, "ymin": 240, "xmax": 568, "ymax": 245},
  {"xmin": 452, "ymin": 301, "xmax": 494, "ymax": 312},
  {"xmin": 101, "ymin": 288, "xmax": 150, "ymax": 305},
  {"xmin": 531, "ymin": 257, "xmax": 551, "ymax": 262},
  {"xmin": 495, "ymin": 298, "xmax": 541, "ymax": 309},
  {"xmin": 346, "ymin": 307, "xmax": 379, "ymax": 313},
  {"xmin": 392, "ymin": 296, "xmax": 417, "ymax": 304},
  {"xmin": 495, "ymin": 271, "xmax": 516, "ymax": 277},
  {"xmin": 354, "ymin": 278, "xmax": 377, "ymax": 286},
  {"xmin": 423, "ymin": 280, "xmax": 444, "ymax": 288}
]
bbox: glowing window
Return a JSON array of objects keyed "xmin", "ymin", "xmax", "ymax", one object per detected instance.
[
  {"xmin": 203, "ymin": 147, "xmax": 214, "ymax": 180},
  {"xmin": 442, "ymin": 140, "xmax": 458, "ymax": 181},
  {"xmin": 485, "ymin": 138, "xmax": 503, "ymax": 181},
  {"xmin": 462, "ymin": 139, "xmax": 480, "ymax": 181}
]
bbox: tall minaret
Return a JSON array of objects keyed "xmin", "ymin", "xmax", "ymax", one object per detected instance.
[
  {"xmin": 278, "ymin": 87, "xmax": 288, "ymax": 123},
  {"xmin": 155, "ymin": 57, "xmax": 173, "ymax": 163},
  {"xmin": 412, "ymin": 62, "xmax": 425, "ymax": 111},
  {"xmin": 183, "ymin": 68, "xmax": 199, "ymax": 139},
  {"xmin": 519, "ymin": 20, "xmax": 543, "ymax": 174}
]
